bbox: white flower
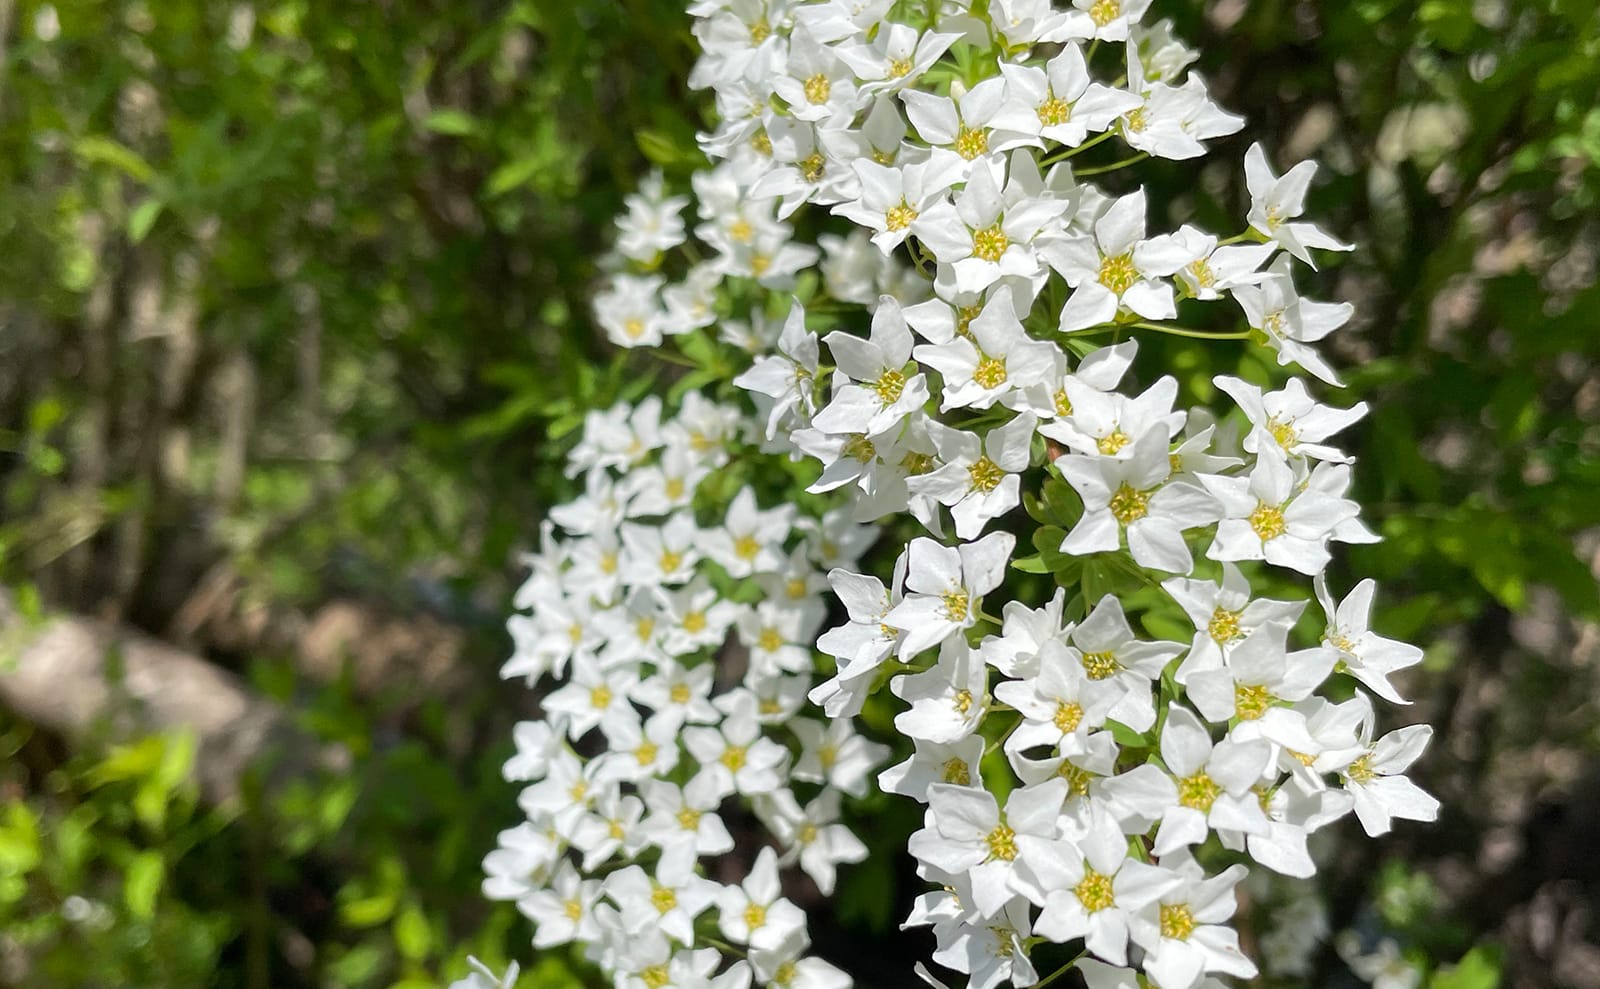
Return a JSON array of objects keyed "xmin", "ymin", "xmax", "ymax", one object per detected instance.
[
  {"xmin": 1146, "ymin": 705, "xmax": 1273, "ymax": 856},
  {"xmin": 1315, "ymin": 575, "xmax": 1423, "ymax": 704},
  {"xmin": 992, "ymin": 45, "xmax": 1141, "ymax": 148},
  {"xmin": 717, "ymin": 847, "xmax": 808, "ymax": 951},
  {"xmin": 1339, "ymin": 724, "xmax": 1440, "ymax": 837},
  {"xmin": 1012, "ymin": 805, "xmax": 1183, "ymax": 965},
  {"xmin": 640, "ymin": 776, "xmax": 736, "ymax": 855},
  {"xmin": 1203, "ymin": 444, "xmax": 1360, "ymax": 575},
  {"xmin": 910, "ymin": 779, "xmax": 1067, "ymax": 916},
  {"xmin": 835, "ymin": 156, "xmax": 962, "ymax": 253},
  {"xmin": 1062, "ymin": 0, "xmax": 1154, "ymax": 42},
  {"xmin": 814, "ymin": 296, "xmax": 930, "ymax": 435},
  {"xmin": 1165, "ymin": 563, "xmax": 1307, "ymax": 681},
  {"xmin": 759, "ymin": 788, "xmax": 868, "ymax": 896},
  {"xmin": 1055, "ymin": 428, "xmax": 1220, "ymax": 574},
  {"xmin": 893, "ymin": 637, "xmax": 991, "ymax": 744},
  {"xmin": 1185, "ymin": 621, "xmax": 1336, "ymax": 725},
  {"xmin": 1215, "ymin": 374, "xmax": 1368, "ymax": 464},
  {"xmin": 734, "ymin": 301, "xmax": 821, "ymax": 438},
  {"xmin": 792, "ymin": 716, "xmax": 890, "ymax": 797},
  {"xmin": 1129, "ymin": 857, "xmax": 1257, "ymax": 989},
  {"xmin": 880, "ymin": 734, "xmax": 987, "ymax": 801},
  {"xmin": 912, "ymin": 284, "xmax": 1058, "ymax": 411},
  {"xmin": 992, "ymin": 638, "xmax": 1120, "ymax": 757},
  {"xmin": 912, "ymin": 156, "xmax": 1065, "ymax": 295},
  {"xmin": 1045, "ymin": 189, "xmax": 1187, "ymax": 332},
  {"xmin": 1233, "ymin": 257, "xmax": 1354, "ymax": 386},
  {"xmin": 1244, "ymin": 142, "xmax": 1354, "ymax": 266},
  {"xmin": 684, "ymin": 707, "xmax": 789, "ymax": 797},
  {"xmin": 1339, "ymin": 934, "xmax": 1424, "ymax": 989},
  {"xmin": 450, "ymin": 957, "xmax": 521, "ymax": 989},
  {"xmin": 604, "ymin": 842, "xmax": 720, "ymax": 945},
  {"xmin": 884, "ymin": 532, "xmax": 1015, "ymax": 658},
  {"xmin": 911, "ymin": 413, "xmax": 1037, "ymax": 539},
  {"xmin": 521, "ymin": 861, "xmax": 606, "ymax": 948},
  {"xmin": 1067, "ymin": 594, "xmax": 1186, "ymax": 732}
]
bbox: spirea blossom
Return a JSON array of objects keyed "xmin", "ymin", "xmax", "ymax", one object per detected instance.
[{"xmin": 477, "ymin": 3, "xmax": 1438, "ymax": 988}]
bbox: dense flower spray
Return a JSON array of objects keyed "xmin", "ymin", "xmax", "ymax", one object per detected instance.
[{"xmin": 482, "ymin": 2, "xmax": 1439, "ymax": 987}]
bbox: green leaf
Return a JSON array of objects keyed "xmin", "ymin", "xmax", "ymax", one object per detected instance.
[
  {"xmin": 485, "ymin": 155, "xmax": 543, "ymax": 197},
  {"xmin": 124, "ymin": 850, "xmax": 164, "ymax": 919},
  {"xmin": 1430, "ymin": 945, "xmax": 1501, "ymax": 989},
  {"xmin": 636, "ymin": 129, "xmax": 685, "ymax": 166},
  {"xmin": 393, "ymin": 903, "xmax": 433, "ymax": 961},
  {"xmin": 421, "ymin": 109, "xmax": 479, "ymax": 137},
  {"xmin": 128, "ymin": 198, "xmax": 164, "ymax": 243},
  {"xmin": 73, "ymin": 136, "xmax": 156, "ymax": 183}
]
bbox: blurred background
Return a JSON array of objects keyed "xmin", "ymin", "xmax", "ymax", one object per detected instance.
[{"xmin": 0, "ymin": 0, "xmax": 1597, "ymax": 986}]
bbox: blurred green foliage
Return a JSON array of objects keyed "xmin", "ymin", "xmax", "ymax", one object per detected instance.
[{"xmin": 0, "ymin": 0, "xmax": 1597, "ymax": 986}]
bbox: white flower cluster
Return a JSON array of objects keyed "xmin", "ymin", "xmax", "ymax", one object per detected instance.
[
  {"xmin": 486, "ymin": 389, "xmax": 888, "ymax": 988},
  {"xmin": 485, "ymin": 2, "xmax": 1442, "ymax": 988},
  {"xmin": 704, "ymin": 3, "xmax": 1439, "ymax": 989}
]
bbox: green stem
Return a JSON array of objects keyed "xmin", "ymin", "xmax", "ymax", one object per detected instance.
[
  {"xmin": 1128, "ymin": 321, "xmax": 1252, "ymax": 341},
  {"xmin": 1034, "ymin": 951, "xmax": 1087, "ymax": 989},
  {"xmin": 1039, "ymin": 130, "xmax": 1114, "ymax": 166},
  {"xmin": 1073, "ymin": 151, "xmax": 1150, "ymax": 177}
]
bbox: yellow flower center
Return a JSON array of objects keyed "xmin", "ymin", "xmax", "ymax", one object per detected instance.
[
  {"xmin": 569, "ymin": 781, "xmax": 588, "ymax": 802},
  {"xmin": 773, "ymin": 961, "xmax": 798, "ymax": 987},
  {"xmin": 955, "ymin": 125, "xmax": 989, "ymax": 160},
  {"xmin": 843, "ymin": 433, "xmax": 876, "ymax": 462},
  {"xmin": 1037, "ymin": 94, "xmax": 1072, "ymax": 127},
  {"xmin": 888, "ymin": 57, "xmax": 914, "ymax": 78},
  {"xmin": 1187, "ymin": 258, "xmax": 1216, "ymax": 288},
  {"xmin": 952, "ymin": 688, "xmax": 974, "ymax": 714},
  {"xmin": 1090, "ymin": 0, "xmax": 1122, "ymax": 26},
  {"xmin": 1208, "ymin": 608, "xmax": 1243, "ymax": 643},
  {"xmin": 973, "ymin": 354, "xmax": 1008, "ymax": 389},
  {"xmin": 590, "ymin": 686, "xmax": 613, "ymax": 710},
  {"xmin": 608, "ymin": 820, "xmax": 626, "ymax": 840},
  {"xmin": 1235, "ymin": 682, "xmax": 1274, "ymax": 720},
  {"xmin": 635, "ymin": 616, "xmax": 655, "ymax": 642},
  {"xmin": 803, "ymin": 73, "xmax": 831, "ymax": 105},
  {"xmin": 635, "ymin": 742, "xmax": 658, "ymax": 765},
  {"xmin": 985, "ymin": 824, "xmax": 1018, "ymax": 861},
  {"xmin": 683, "ymin": 610, "xmax": 707, "ymax": 633},
  {"xmin": 1124, "ymin": 106, "xmax": 1148, "ymax": 133},
  {"xmin": 1097, "ymin": 428, "xmax": 1131, "ymax": 455},
  {"xmin": 972, "ymin": 224, "xmax": 1010, "ymax": 263},
  {"xmin": 798, "ymin": 823, "xmax": 819, "ymax": 845},
  {"xmin": 677, "ymin": 807, "xmax": 701, "ymax": 830},
  {"xmin": 1082, "ymin": 650, "xmax": 1119, "ymax": 681},
  {"xmin": 1345, "ymin": 753, "xmax": 1377, "ymax": 784},
  {"xmin": 749, "ymin": 18, "xmax": 771, "ymax": 43},
  {"xmin": 659, "ymin": 550, "xmax": 683, "ymax": 573},
  {"xmin": 885, "ymin": 200, "xmax": 918, "ymax": 231},
  {"xmin": 875, "ymin": 368, "xmax": 906, "ymax": 403},
  {"xmin": 1059, "ymin": 762, "xmax": 1094, "ymax": 796},
  {"xmin": 1097, "ymin": 252, "xmax": 1139, "ymax": 294},
  {"xmin": 968, "ymin": 456, "xmax": 1005, "ymax": 493},
  {"xmin": 1075, "ymin": 869, "xmax": 1116, "ymax": 912},
  {"xmin": 818, "ymin": 744, "xmax": 838, "ymax": 769},
  {"xmin": 623, "ymin": 317, "xmax": 645, "ymax": 339},
  {"xmin": 599, "ymin": 551, "xmax": 618, "ymax": 574},
  {"xmin": 650, "ymin": 884, "xmax": 678, "ymax": 914},
  {"xmin": 564, "ymin": 898, "xmax": 584, "ymax": 921},
  {"xmin": 1054, "ymin": 702, "xmax": 1084, "ymax": 733},
  {"xmin": 786, "ymin": 577, "xmax": 809, "ymax": 599},
  {"xmin": 670, "ymin": 683, "xmax": 691, "ymax": 704},
  {"xmin": 1109, "ymin": 482, "xmax": 1150, "ymax": 525},
  {"xmin": 642, "ymin": 965, "xmax": 671, "ymax": 989},
  {"xmin": 799, "ymin": 151, "xmax": 826, "ymax": 184},
  {"xmin": 1160, "ymin": 902, "xmax": 1197, "ymax": 940},
  {"xmin": 728, "ymin": 218, "xmax": 754, "ymax": 243},
  {"xmin": 1267, "ymin": 416, "xmax": 1298, "ymax": 450},
  {"xmin": 956, "ymin": 305, "xmax": 982, "ymax": 337},
  {"xmin": 733, "ymin": 533, "xmax": 762, "ymax": 560},
  {"xmin": 942, "ymin": 758, "xmax": 971, "ymax": 785},
  {"xmin": 758, "ymin": 627, "xmax": 783, "ymax": 652},
  {"xmin": 942, "ymin": 589, "xmax": 971, "ymax": 622},
  {"xmin": 744, "ymin": 903, "xmax": 767, "ymax": 929},
  {"xmin": 664, "ymin": 477, "xmax": 686, "ymax": 501},
  {"xmin": 901, "ymin": 450, "xmax": 935, "ymax": 475},
  {"xmin": 1178, "ymin": 771, "xmax": 1223, "ymax": 812},
  {"xmin": 1053, "ymin": 388, "xmax": 1072, "ymax": 417},
  {"xmin": 1248, "ymin": 501, "xmax": 1286, "ymax": 540},
  {"xmin": 721, "ymin": 746, "xmax": 747, "ymax": 771}
]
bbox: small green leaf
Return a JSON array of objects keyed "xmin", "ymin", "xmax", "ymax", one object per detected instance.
[
  {"xmin": 422, "ymin": 109, "xmax": 478, "ymax": 137},
  {"xmin": 124, "ymin": 850, "xmax": 164, "ymax": 919},
  {"xmin": 393, "ymin": 903, "xmax": 433, "ymax": 961},
  {"xmin": 128, "ymin": 198, "xmax": 164, "ymax": 243},
  {"xmin": 73, "ymin": 136, "xmax": 156, "ymax": 183},
  {"xmin": 485, "ymin": 156, "xmax": 543, "ymax": 197}
]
